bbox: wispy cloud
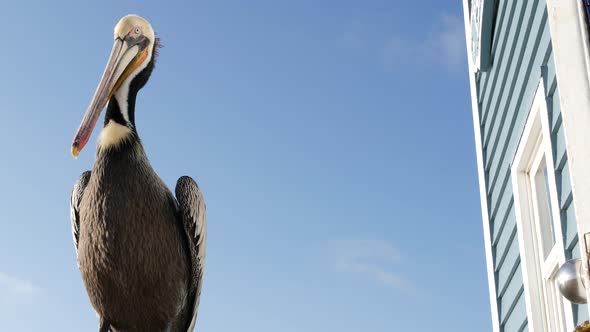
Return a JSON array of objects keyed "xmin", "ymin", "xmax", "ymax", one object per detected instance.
[
  {"xmin": 331, "ymin": 239, "xmax": 414, "ymax": 292},
  {"xmin": 427, "ymin": 14, "xmax": 468, "ymax": 68},
  {"xmin": 382, "ymin": 14, "xmax": 467, "ymax": 70},
  {"xmin": 0, "ymin": 272, "xmax": 38, "ymax": 299}
]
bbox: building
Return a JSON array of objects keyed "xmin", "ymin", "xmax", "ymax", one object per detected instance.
[{"xmin": 462, "ymin": 0, "xmax": 590, "ymax": 331}]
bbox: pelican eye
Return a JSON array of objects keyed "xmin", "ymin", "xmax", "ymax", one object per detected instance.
[{"xmin": 135, "ymin": 27, "xmax": 141, "ymax": 35}]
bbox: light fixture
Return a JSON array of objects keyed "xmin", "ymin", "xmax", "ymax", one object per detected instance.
[{"xmin": 556, "ymin": 259, "xmax": 587, "ymax": 304}]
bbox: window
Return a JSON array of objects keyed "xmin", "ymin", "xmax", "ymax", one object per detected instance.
[{"xmin": 512, "ymin": 81, "xmax": 574, "ymax": 331}]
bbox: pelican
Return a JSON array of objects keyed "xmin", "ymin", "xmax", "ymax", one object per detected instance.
[{"xmin": 69, "ymin": 15, "xmax": 206, "ymax": 332}]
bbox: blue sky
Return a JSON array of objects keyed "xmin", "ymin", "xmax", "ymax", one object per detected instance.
[{"xmin": 0, "ymin": 1, "xmax": 490, "ymax": 331}]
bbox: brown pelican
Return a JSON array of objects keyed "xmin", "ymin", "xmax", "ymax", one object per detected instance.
[{"xmin": 69, "ymin": 15, "xmax": 206, "ymax": 332}]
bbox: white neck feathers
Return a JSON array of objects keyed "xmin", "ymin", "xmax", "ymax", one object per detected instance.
[{"xmin": 98, "ymin": 120, "xmax": 132, "ymax": 149}]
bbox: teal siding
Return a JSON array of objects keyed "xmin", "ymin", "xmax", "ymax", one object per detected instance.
[{"xmin": 473, "ymin": 0, "xmax": 579, "ymax": 330}]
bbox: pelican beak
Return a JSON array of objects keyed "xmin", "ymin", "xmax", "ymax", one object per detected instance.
[{"xmin": 71, "ymin": 37, "xmax": 149, "ymax": 158}]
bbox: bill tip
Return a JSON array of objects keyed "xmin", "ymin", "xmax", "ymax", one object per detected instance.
[{"xmin": 71, "ymin": 146, "xmax": 80, "ymax": 159}]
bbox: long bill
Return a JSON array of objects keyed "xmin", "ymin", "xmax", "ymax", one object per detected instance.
[{"xmin": 71, "ymin": 38, "xmax": 140, "ymax": 158}]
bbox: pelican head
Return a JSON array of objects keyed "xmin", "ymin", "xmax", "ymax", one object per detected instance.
[{"xmin": 71, "ymin": 15, "xmax": 158, "ymax": 158}]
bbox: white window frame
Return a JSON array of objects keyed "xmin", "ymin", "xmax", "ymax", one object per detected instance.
[{"xmin": 512, "ymin": 80, "xmax": 574, "ymax": 332}]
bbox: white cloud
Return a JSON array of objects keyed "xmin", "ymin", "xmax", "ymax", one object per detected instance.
[
  {"xmin": 331, "ymin": 239, "xmax": 413, "ymax": 291},
  {"xmin": 382, "ymin": 14, "xmax": 467, "ymax": 70},
  {"xmin": 428, "ymin": 14, "xmax": 468, "ymax": 68},
  {"xmin": 0, "ymin": 272, "xmax": 37, "ymax": 299}
]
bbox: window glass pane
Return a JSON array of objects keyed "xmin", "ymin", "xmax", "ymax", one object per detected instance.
[
  {"xmin": 533, "ymin": 158, "xmax": 556, "ymax": 259},
  {"xmin": 543, "ymin": 165, "xmax": 556, "ymax": 229}
]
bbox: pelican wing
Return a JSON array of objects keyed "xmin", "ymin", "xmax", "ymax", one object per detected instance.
[
  {"xmin": 70, "ymin": 171, "xmax": 91, "ymax": 253},
  {"xmin": 175, "ymin": 176, "xmax": 207, "ymax": 331}
]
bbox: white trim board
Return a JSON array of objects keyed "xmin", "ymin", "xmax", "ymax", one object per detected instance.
[
  {"xmin": 546, "ymin": 0, "xmax": 590, "ymax": 315},
  {"xmin": 462, "ymin": 1, "xmax": 501, "ymax": 331}
]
